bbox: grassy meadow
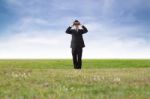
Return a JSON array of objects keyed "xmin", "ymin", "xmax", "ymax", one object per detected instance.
[{"xmin": 0, "ymin": 59, "xmax": 150, "ymax": 99}]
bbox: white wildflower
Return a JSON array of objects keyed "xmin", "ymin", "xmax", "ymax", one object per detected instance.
[{"xmin": 113, "ymin": 77, "xmax": 121, "ymax": 82}]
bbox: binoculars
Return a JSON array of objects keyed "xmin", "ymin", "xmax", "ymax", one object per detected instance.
[{"xmin": 73, "ymin": 22, "xmax": 80, "ymax": 25}]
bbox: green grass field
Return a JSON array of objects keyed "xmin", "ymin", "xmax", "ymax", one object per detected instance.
[{"xmin": 0, "ymin": 59, "xmax": 150, "ymax": 99}]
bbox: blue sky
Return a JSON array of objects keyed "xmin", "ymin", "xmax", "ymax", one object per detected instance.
[{"xmin": 0, "ymin": 0, "xmax": 150, "ymax": 58}]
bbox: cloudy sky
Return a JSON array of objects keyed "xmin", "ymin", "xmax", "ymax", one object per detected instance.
[{"xmin": 0, "ymin": 0, "xmax": 150, "ymax": 59}]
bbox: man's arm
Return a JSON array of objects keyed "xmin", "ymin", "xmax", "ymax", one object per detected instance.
[
  {"xmin": 66, "ymin": 26, "xmax": 72, "ymax": 34},
  {"xmin": 82, "ymin": 25, "xmax": 88, "ymax": 34}
]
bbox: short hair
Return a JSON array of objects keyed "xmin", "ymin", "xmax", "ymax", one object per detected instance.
[{"xmin": 74, "ymin": 20, "xmax": 79, "ymax": 22}]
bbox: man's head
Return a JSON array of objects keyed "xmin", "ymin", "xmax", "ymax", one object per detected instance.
[{"xmin": 73, "ymin": 20, "xmax": 80, "ymax": 26}]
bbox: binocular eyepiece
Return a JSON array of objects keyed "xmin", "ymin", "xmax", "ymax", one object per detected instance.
[{"xmin": 73, "ymin": 20, "xmax": 80, "ymax": 25}]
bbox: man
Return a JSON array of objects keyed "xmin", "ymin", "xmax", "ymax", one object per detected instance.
[{"xmin": 66, "ymin": 20, "xmax": 88, "ymax": 69}]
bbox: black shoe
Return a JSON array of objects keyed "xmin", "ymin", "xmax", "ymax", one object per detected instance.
[{"xmin": 77, "ymin": 66, "xmax": 81, "ymax": 69}]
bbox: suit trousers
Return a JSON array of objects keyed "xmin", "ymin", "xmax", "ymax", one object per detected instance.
[{"xmin": 72, "ymin": 47, "xmax": 83, "ymax": 69}]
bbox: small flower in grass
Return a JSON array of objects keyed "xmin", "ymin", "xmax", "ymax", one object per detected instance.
[
  {"xmin": 11, "ymin": 72, "xmax": 31, "ymax": 78},
  {"xmin": 21, "ymin": 72, "xmax": 27, "ymax": 78},
  {"xmin": 113, "ymin": 77, "xmax": 121, "ymax": 82},
  {"xmin": 70, "ymin": 87, "xmax": 74, "ymax": 90},
  {"xmin": 92, "ymin": 75, "xmax": 99, "ymax": 81},
  {"xmin": 12, "ymin": 72, "xmax": 19, "ymax": 78}
]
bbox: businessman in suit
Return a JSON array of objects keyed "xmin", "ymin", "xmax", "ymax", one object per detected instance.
[{"xmin": 66, "ymin": 20, "xmax": 88, "ymax": 69}]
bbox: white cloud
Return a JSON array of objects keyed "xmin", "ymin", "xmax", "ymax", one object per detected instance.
[
  {"xmin": 1, "ymin": 20, "xmax": 150, "ymax": 59},
  {"xmin": 1, "ymin": 0, "xmax": 150, "ymax": 59},
  {"xmin": 83, "ymin": 21, "xmax": 150, "ymax": 58},
  {"xmin": 0, "ymin": 30, "xmax": 72, "ymax": 59}
]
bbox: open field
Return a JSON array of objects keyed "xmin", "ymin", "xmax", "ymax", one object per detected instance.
[
  {"xmin": 0, "ymin": 59, "xmax": 150, "ymax": 99},
  {"xmin": 0, "ymin": 59, "xmax": 150, "ymax": 69}
]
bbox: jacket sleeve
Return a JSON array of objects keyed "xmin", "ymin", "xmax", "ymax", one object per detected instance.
[
  {"xmin": 82, "ymin": 25, "xmax": 88, "ymax": 34},
  {"xmin": 66, "ymin": 26, "xmax": 72, "ymax": 34}
]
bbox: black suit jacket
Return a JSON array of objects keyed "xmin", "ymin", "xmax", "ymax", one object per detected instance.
[{"xmin": 66, "ymin": 25, "xmax": 88, "ymax": 48}]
